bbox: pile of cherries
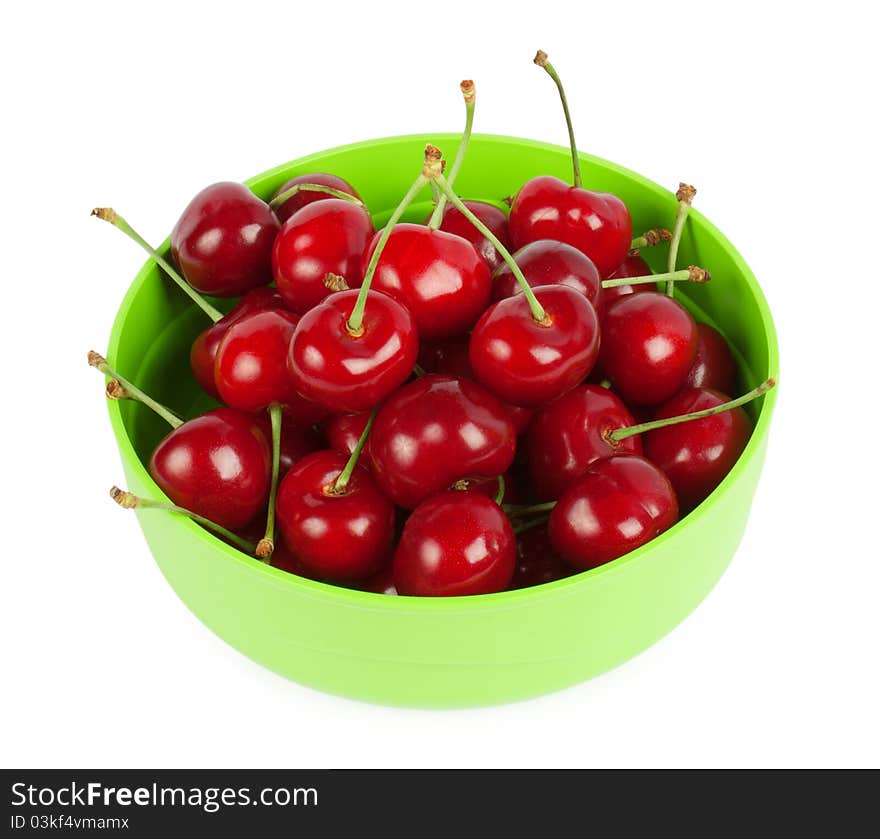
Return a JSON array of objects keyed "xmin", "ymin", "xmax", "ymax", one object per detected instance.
[{"xmin": 93, "ymin": 53, "xmax": 775, "ymax": 598}]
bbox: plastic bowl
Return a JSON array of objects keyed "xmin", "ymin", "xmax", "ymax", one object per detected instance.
[{"xmin": 106, "ymin": 134, "xmax": 778, "ymax": 707}]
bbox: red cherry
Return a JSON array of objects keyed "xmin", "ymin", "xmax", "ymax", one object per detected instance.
[
  {"xmin": 526, "ymin": 384, "xmax": 643, "ymax": 500},
  {"xmin": 684, "ymin": 323, "xmax": 737, "ymax": 394},
  {"xmin": 190, "ymin": 288, "xmax": 288, "ymax": 400},
  {"xmin": 369, "ymin": 375, "xmax": 516, "ymax": 509},
  {"xmin": 510, "ymin": 525, "xmax": 573, "ymax": 589},
  {"xmin": 170, "ymin": 182, "xmax": 279, "ymax": 297},
  {"xmin": 361, "ymin": 565, "xmax": 398, "ymax": 595},
  {"xmin": 324, "ymin": 411, "xmax": 372, "ymax": 461},
  {"xmin": 254, "ymin": 414, "xmax": 321, "ymax": 479},
  {"xmin": 600, "ymin": 292, "xmax": 698, "ymax": 406},
  {"xmin": 643, "ymin": 388, "xmax": 753, "ymax": 512},
  {"xmin": 509, "ymin": 175, "xmax": 632, "ymax": 277},
  {"xmin": 436, "ymin": 201, "xmax": 511, "ymax": 274},
  {"xmin": 270, "ymin": 173, "xmax": 360, "ymax": 224},
  {"xmin": 393, "ymin": 492, "xmax": 515, "ymax": 596},
  {"xmin": 548, "ymin": 454, "xmax": 678, "ymax": 570},
  {"xmin": 286, "ymin": 289, "xmax": 418, "ymax": 413},
  {"xmin": 469, "ymin": 284, "xmax": 600, "ymax": 407},
  {"xmin": 214, "ymin": 309, "xmax": 301, "ymax": 413},
  {"xmin": 361, "ymin": 223, "xmax": 492, "ymax": 341},
  {"xmin": 275, "ymin": 450, "xmax": 395, "ymax": 581},
  {"xmin": 149, "ymin": 408, "xmax": 271, "ymax": 531},
  {"xmin": 602, "ymin": 252, "xmax": 654, "ymax": 308},
  {"xmin": 272, "ymin": 199, "xmax": 374, "ymax": 313},
  {"xmin": 456, "ymin": 473, "xmax": 522, "ymax": 506},
  {"xmin": 491, "ymin": 239, "xmax": 601, "ymax": 312}
]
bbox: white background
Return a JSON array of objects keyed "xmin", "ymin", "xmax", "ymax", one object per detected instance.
[{"xmin": 2, "ymin": 0, "xmax": 878, "ymax": 768}]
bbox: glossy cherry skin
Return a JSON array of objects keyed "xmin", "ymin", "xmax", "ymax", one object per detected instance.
[
  {"xmin": 287, "ymin": 289, "xmax": 418, "ymax": 413},
  {"xmin": 361, "ymin": 565, "xmax": 398, "ymax": 595},
  {"xmin": 393, "ymin": 492, "xmax": 516, "ymax": 596},
  {"xmin": 214, "ymin": 309, "xmax": 301, "ymax": 412},
  {"xmin": 600, "ymin": 292, "xmax": 698, "ymax": 406},
  {"xmin": 361, "ymin": 223, "xmax": 491, "ymax": 341},
  {"xmin": 643, "ymin": 388, "xmax": 753, "ymax": 512},
  {"xmin": 323, "ymin": 411, "xmax": 372, "ymax": 461},
  {"xmin": 526, "ymin": 384, "xmax": 643, "ymax": 500},
  {"xmin": 171, "ymin": 182, "xmax": 279, "ymax": 297},
  {"xmin": 602, "ymin": 253, "xmax": 654, "ymax": 308},
  {"xmin": 548, "ymin": 454, "xmax": 679, "ymax": 571},
  {"xmin": 491, "ymin": 239, "xmax": 601, "ymax": 312},
  {"xmin": 436, "ymin": 201, "xmax": 510, "ymax": 274},
  {"xmin": 508, "ymin": 175, "xmax": 632, "ymax": 277},
  {"xmin": 684, "ymin": 323, "xmax": 737, "ymax": 394},
  {"xmin": 469, "ymin": 284, "xmax": 600, "ymax": 408},
  {"xmin": 275, "ymin": 451, "xmax": 395, "ymax": 581},
  {"xmin": 272, "ymin": 199, "xmax": 374, "ymax": 314},
  {"xmin": 510, "ymin": 526, "xmax": 573, "ymax": 590},
  {"xmin": 149, "ymin": 408, "xmax": 271, "ymax": 531},
  {"xmin": 270, "ymin": 173, "xmax": 360, "ymax": 224},
  {"xmin": 190, "ymin": 288, "xmax": 287, "ymax": 401},
  {"xmin": 457, "ymin": 473, "xmax": 522, "ymax": 505},
  {"xmin": 369, "ymin": 375, "xmax": 516, "ymax": 510},
  {"xmin": 416, "ymin": 337, "xmax": 534, "ymax": 433}
]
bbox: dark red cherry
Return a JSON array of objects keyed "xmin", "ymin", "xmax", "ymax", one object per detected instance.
[
  {"xmin": 436, "ymin": 201, "xmax": 510, "ymax": 274},
  {"xmin": 361, "ymin": 223, "xmax": 491, "ymax": 341},
  {"xmin": 271, "ymin": 173, "xmax": 360, "ymax": 224},
  {"xmin": 600, "ymin": 292, "xmax": 698, "ymax": 406},
  {"xmin": 526, "ymin": 384, "xmax": 643, "ymax": 500},
  {"xmin": 369, "ymin": 375, "xmax": 516, "ymax": 509},
  {"xmin": 602, "ymin": 252, "xmax": 654, "ymax": 309},
  {"xmin": 469, "ymin": 284, "xmax": 600, "ymax": 408},
  {"xmin": 643, "ymin": 388, "xmax": 753, "ymax": 512},
  {"xmin": 170, "ymin": 182, "xmax": 279, "ymax": 297},
  {"xmin": 149, "ymin": 408, "xmax": 271, "ymax": 530},
  {"xmin": 275, "ymin": 450, "xmax": 395, "ymax": 581},
  {"xmin": 287, "ymin": 289, "xmax": 418, "ymax": 413},
  {"xmin": 548, "ymin": 454, "xmax": 678, "ymax": 570},
  {"xmin": 214, "ymin": 309, "xmax": 301, "ymax": 412},
  {"xmin": 255, "ymin": 414, "xmax": 321, "ymax": 479},
  {"xmin": 684, "ymin": 323, "xmax": 737, "ymax": 394},
  {"xmin": 324, "ymin": 411, "xmax": 372, "ymax": 461},
  {"xmin": 491, "ymin": 239, "xmax": 601, "ymax": 312},
  {"xmin": 456, "ymin": 472, "xmax": 522, "ymax": 506},
  {"xmin": 510, "ymin": 525, "xmax": 573, "ymax": 589},
  {"xmin": 361, "ymin": 565, "xmax": 398, "ymax": 595},
  {"xmin": 190, "ymin": 288, "xmax": 287, "ymax": 401},
  {"xmin": 272, "ymin": 199, "xmax": 374, "ymax": 314},
  {"xmin": 508, "ymin": 175, "xmax": 632, "ymax": 277},
  {"xmin": 393, "ymin": 492, "xmax": 515, "ymax": 596},
  {"xmin": 417, "ymin": 334, "xmax": 473, "ymax": 380}
]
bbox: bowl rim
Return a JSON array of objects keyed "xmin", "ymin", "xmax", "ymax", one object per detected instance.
[{"xmin": 106, "ymin": 132, "xmax": 779, "ymax": 614}]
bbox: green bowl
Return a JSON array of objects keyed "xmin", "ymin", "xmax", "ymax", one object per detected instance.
[{"xmin": 106, "ymin": 134, "xmax": 778, "ymax": 707}]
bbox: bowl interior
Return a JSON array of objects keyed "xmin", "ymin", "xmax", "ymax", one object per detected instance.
[{"xmin": 107, "ymin": 133, "xmax": 778, "ymax": 593}]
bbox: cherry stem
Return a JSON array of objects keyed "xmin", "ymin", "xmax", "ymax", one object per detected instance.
[
  {"xmin": 91, "ymin": 208, "xmax": 223, "ymax": 322},
  {"xmin": 534, "ymin": 50, "xmax": 582, "ymax": 188},
  {"xmin": 256, "ymin": 403, "xmax": 283, "ymax": 561},
  {"xmin": 666, "ymin": 184, "xmax": 697, "ymax": 297},
  {"xmin": 505, "ymin": 501, "xmax": 556, "ymax": 518},
  {"xmin": 346, "ymin": 161, "xmax": 433, "ymax": 334},
  {"xmin": 513, "ymin": 515, "xmax": 550, "ymax": 535},
  {"xmin": 601, "ymin": 266, "xmax": 711, "ymax": 289},
  {"xmin": 630, "ymin": 228, "xmax": 672, "ymax": 250},
  {"xmin": 110, "ymin": 486, "xmax": 257, "ymax": 554},
  {"xmin": 428, "ymin": 80, "xmax": 476, "ymax": 228},
  {"xmin": 269, "ymin": 183, "xmax": 365, "ymax": 211},
  {"xmin": 432, "ymin": 172, "xmax": 549, "ymax": 324},
  {"xmin": 494, "ymin": 475, "xmax": 506, "ymax": 506},
  {"xmin": 88, "ymin": 351, "xmax": 183, "ymax": 428},
  {"xmin": 608, "ymin": 377, "xmax": 777, "ymax": 444},
  {"xmin": 330, "ymin": 409, "xmax": 376, "ymax": 494}
]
